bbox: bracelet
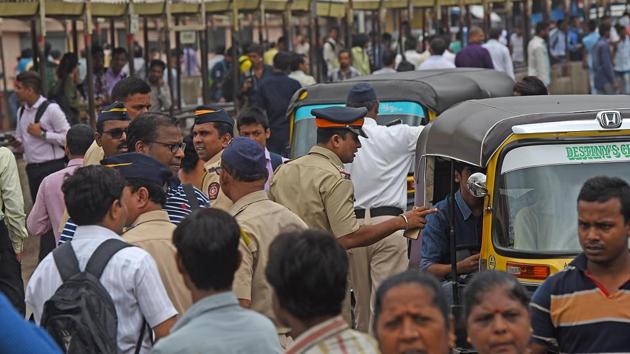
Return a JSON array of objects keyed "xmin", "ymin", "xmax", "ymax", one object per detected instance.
[{"xmin": 399, "ymin": 214, "xmax": 409, "ymax": 230}]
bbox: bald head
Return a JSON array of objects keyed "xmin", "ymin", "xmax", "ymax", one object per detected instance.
[{"xmin": 469, "ymin": 26, "xmax": 485, "ymax": 44}]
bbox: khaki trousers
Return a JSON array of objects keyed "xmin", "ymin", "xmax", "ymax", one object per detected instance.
[{"xmin": 348, "ymin": 212, "xmax": 409, "ymax": 333}]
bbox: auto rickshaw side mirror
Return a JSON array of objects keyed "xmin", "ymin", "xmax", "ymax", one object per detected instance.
[{"xmin": 467, "ymin": 172, "xmax": 488, "ymax": 198}]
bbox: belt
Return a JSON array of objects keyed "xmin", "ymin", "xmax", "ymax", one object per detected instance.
[
  {"xmin": 355, "ymin": 206, "xmax": 403, "ymax": 219},
  {"xmin": 26, "ymin": 157, "xmax": 66, "ymax": 168}
]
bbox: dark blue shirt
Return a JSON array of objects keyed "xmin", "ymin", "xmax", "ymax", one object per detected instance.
[
  {"xmin": 0, "ymin": 292, "xmax": 62, "ymax": 354},
  {"xmin": 455, "ymin": 43, "xmax": 494, "ymax": 69},
  {"xmin": 420, "ymin": 190, "xmax": 482, "ymax": 273},
  {"xmin": 256, "ymin": 71, "xmax": 302, "ymax": 156},
  {"xmin": 593, "ymin": 38, "xmax": 616, "ymax": 89}
]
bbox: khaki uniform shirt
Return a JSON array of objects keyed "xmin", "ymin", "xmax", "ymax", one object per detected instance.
[
  {"xmin": 269, "ymin": 146, "xmax": 359, "ymax": 238},
  {"xmin": 231, "ymin": 190, "xmax": 307, "ymax": 334},
  {"xmin": 83, "ymin": 141, "xmax": 105, "ymax": 166},
  {"xmin": 201, "ymin": 150, "xmax": 233, "ymax": 211},
  {"xmin": 122, "ymin": 210, "xmax": 192, "ymax": 314}
]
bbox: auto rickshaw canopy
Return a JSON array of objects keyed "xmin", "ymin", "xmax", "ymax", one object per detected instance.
[
  {"xmin": 289, "ymin": 68, "xmax": 515, "ymax": 116},
  {"xmin": 419, "ymin": 95, "xmax": 630, "ymax": 168}
]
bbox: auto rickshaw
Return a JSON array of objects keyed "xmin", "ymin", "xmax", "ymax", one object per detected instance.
[
  {"xmin": 285, "ymin": 68, "xmax": 514, "ymax": 206},
  {"xmin": 415, "ymin": 95, "xmax": 630, "ymax": 293}
]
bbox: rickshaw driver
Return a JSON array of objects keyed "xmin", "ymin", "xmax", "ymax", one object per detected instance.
[{"xmin": 420, "ymin": 162, "xmax": 484, "ymax": 303}]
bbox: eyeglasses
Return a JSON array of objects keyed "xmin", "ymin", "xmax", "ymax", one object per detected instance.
[
  {"xmin": 103, "ymin": 128, "xmax": 127, "ymax": 139},
  {"xmin": 148, "ymin": 141, "xmax": 186, "ymax": 154}
]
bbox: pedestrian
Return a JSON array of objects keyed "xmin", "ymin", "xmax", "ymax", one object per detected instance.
[
  {"xmin": 614, "ymin": 24, "xmax": 630, "ymax": 94},
  {"xmin": 178, "ymin": 135, "xmax": 205, "ymax": 190},
  {"xmin": 323, "ymin": 27, "xmax": 341, "ymax": 77},
  {"xmin": 0, "ymin": 292, "xmax": 62, "ymax": 354},
  {"xmin": 126, "ymin": 113, "xmax": 209, "ymax": 223},
  {"xmin": 210, "ymin": 47, "xmax": 235, "ymax": 102},
  {"xmin": 464, "ymin": 271, "xmax": 531, "ymax": 354},
  {"xmin": 269, "ymin": 106, "xmax": 434, "ymax": 324},
  {"xmin": 483, "ymin": 28, "xmax": 515, "ymax": 79},
  {"xmin": 567, "ymin": 16, "xmax": 584, "ymax": 62},
  {"xmin": 420, "ymin": 162, "xmax": 484, "ymax": 304},
  {"xmin": 151, "ymin": 209, "xmax": 282, "ymax": 354},
  {"xmin": 220, "ymin": 137, "xmax": 307, "ymax": 347},
  {"xmin": 530, "ymin": 176, "xmax": 630, "ymax": 354},
  {"xmin": 372, "ymin": 51, "xmax": 397, "ymax": 75},
  {"xmin": 345, "ymin": 83, "xmax": 424, "ymax": 332},
  {"xmin": 442, "ymin": 35, "xmax": 457, "ymax": 64},
  {"xmin": 581, "ymin": 20, "xmax": 600, "ymax": 94},
  {"xmin": 193, "ymin": 105, "xmax": 234, "ymax": 210},
  {"xmin": 352, "ymin": 34, "xmax": 371, "ymax": 76},
  {"xmin": 28, "ymin": 124, "xmax": 93, "ymax": 247},
  {"xmin": 592, "ymin": 23, "xmax": 618, "ymax": 94},
  {"xmin": 147, "ymin": 59, "xmax": 172, "ymax": 112},
  {"xmin": 512, "ymin": 76, "xmax": 549, "ymax": 96},
  {"xmin": 418, "ymin": 37, "xmax": 457, "ymax": 70},
  {"xmin": 256, "ymin": 51, "xmax": 301, "ymax": 155},
  {"xmin": 49, "ymin": 52, "xmax": 83, "ymax": 125},
  {"xmin": 241, "ymin": 44, "xmax": 273, "ymax": 107},
  {"xmin": 549, "ymin": 19, "xmax": 568, "ymax": 64},
  {"xmin": 528, "ymin": 21, "xmax": 551, "ymax": 87},
  {"xmin": 455, "ymin": 27, "xmax": 494, "ymax": 69},
  {"xmin": 0, "ymin": 147, "xmax": 28, "ymax": 314},
  {"xmin": 26, "ymin": 165, "xmax": 177, "ymax": 353},
  {"xmin": 83, "ymin": 77, "xmax": 151, "ymax": 166},
  {"xmin": 11, "ymin": 70, "xmax": 70, "ymax": 205},
  {"xmin": 373, "ymin": 271, "xmax": 452, "ymax": 354},
  {"xmin": 289, "ymin": 53, "xmax": 316, "ymax": 86},
  {"xmin": 328, "ymin": 50, "xmax": 362, "ymax": 82},
  {"xmin": 395, "ymin": 36, "xmax": 424, "ymax": 69},
  {"xmin": 82, "ymin": 44, "xmax": 109, "ymax": 105},
  {"xmin": 266, "ymin": 229, "xmax": 380, "ymax": 354},
  {"xmin": 264, "ymin": 37, "xmax": 287, "ymax": 66},
  {"xmin": 104, "ymin": 47, "xmax": 129, "ymax": 97},
  {"xmin": 236, "ymin": 107, "xmax": 285, "ymax": 191},
  {"xmin": 104, "ymin": 153, "xmax": 192, "ymax": 314},
  {"xmin": 295, "ymin": 33, "xmax": 310, "ymax": 56},
  {"xmin": 510, "ymin": 25, "xmax": 525, "ymax": 67}
]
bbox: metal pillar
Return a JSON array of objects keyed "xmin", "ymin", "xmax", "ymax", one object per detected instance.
[
  {"xmin": 127, "ymin": 1, "xmax": 136, "ymax": 76},
  {"xmin": 165, "ymin": 1, "xmax": 175, "ymax": 116},
  {"xmin": 84, "ymin": 0, "xmax": 96, "ymax": 127},
  {"xmin": 72, "ymin": 20, "xmax": 79, "ymax": 55},
  {"xmin": 38, "ymin": 0, "xmax": 48, "ymax": 95},
  {"xmin": 110, "ymin": 18, "xmax": 116, "ymax": 47},
  {"xmin": 143, "ymin": 17, "xmax": 149, "ymax": 77},
  {"xmin": 200, "ymin": 2, "xmax": 210, "ymax": 103},
  {"xmin": 174, "ymin": 17, "xmax": 182, "ymax": 110}
]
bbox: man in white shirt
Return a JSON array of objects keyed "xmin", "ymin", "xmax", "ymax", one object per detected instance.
[
  {"xmin": 345, "ymin": 83, "xmax": 424, "ymax": 332},
  {"xmin": 395, "ymin": 36, "xmax": 425, "ymax": 68},
  {"xmin": 288, "ymin": 53, "xmax": 316, "ymax": 87},
  {"xmin": 372, "ymin": 51, "xmax": 397, "ymax": 75},
  {"xmin": 510, "ymin": 26, "xmax": 525, "ymax": 65},
  {"xmin": 26, "ymin": 165, "xmax": 177, "ymax": 353},
  {"xmin": 528, "ymin": 21, "xmax": 551, "ymax": 87},
  {"xmin": 483, "ymin": 28, "xmax": 515, "ymax": 79},
  {"xmin": 418, "ymin": 37, "xmax": 457, "ymax": 70},
  {"xmin": 323, "ymin": 27, "xmax": 340, "ymax": 75}
]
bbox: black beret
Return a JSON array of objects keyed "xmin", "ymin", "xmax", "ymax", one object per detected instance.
[
  {"xmin": 98, "ymin": 101, "xmax": 129, "ymax": 123},
  {"xmin": 101, "ymin": 152, "xmax": 172, "ymax": 185},
  {"xmin": 194, "ymin": 104, "xmax": 234, "ymax": 128}
]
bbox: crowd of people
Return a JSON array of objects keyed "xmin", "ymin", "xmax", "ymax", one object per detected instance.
[{"xmin": 0, "ymin": 53, "xmax": 628, "ymax": 353}]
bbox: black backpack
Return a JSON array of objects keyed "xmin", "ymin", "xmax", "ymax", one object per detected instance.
[
  {"xmin": 41, "ymin": 239, "xmax": 146, "ymax": 354},
  {"xmin": 18, "ymin": 100, "xmax": 50, "ymax": 125}
]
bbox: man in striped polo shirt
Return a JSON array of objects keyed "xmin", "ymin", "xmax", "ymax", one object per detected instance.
[{"xmin": 530, "ymin": 176, "xmax": 630, "ymax": 354}]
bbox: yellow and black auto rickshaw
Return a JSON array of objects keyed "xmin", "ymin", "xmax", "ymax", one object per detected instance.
[
  {"xmin": 415, "ymin": 95, "xmax": 630, "ymax": 293},
  {"xmin": 285, "ymin": 68, "xmax": 514, "ymax": 206}
]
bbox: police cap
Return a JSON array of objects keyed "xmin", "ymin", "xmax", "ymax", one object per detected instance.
[
  {"xmin": 222, "ymin": 137, "xmax": 267, "ymax": 180},
  {"xmin": 194, "ymin": 104, "xmax": 234, "ymax": 129},
  {"xmin": 312, "ymin": 106, "xmax": 368, "ymax": 138},
  {"xmin": 101, "ymin": 152, "xmax": 172, "ymax": 185},
  {"xmin": 346, "ymin": 83, "xmax": 377, "ymax": 106},
  {"xmin": 98, "ymin": 102, "xmax": 129, "ymax": 123}
]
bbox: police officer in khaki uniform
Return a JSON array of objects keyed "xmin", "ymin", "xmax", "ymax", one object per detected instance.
[
  {"xmin": 103, "ymin": 152, "xmax": 193, "ymax": 314},
  {"xmin": 192, "ymin": 105, "xmax": 234, "ymax": 210},
  {"xmin": 220, "ymin": 137, "xmax": 307, "ymax": 348},
  {"xmin": 269, "ymin": 106, "xmax": 435, "ymax": 324}
]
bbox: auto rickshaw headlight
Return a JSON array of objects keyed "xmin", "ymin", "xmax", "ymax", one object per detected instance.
[{"xmin": 467, "ymin": 172, "xmax": 488, "ymax": 198}]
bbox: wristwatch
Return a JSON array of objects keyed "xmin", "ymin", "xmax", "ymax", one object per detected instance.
[{"xmin": 40, "ymin": 128, "xmax": 47, "ymax": 140}]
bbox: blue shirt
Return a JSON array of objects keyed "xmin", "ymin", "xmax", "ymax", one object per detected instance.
[
  {"xmin": 59, "ymin": 181, "xmax": 209, "ymax": 244},
  {"xmin": 0, "ymin": 292, "xmax": 62, "ymax": 354},
  {"xmin": 256, "ymin": 71, "xmax": 302, "ymax": 155},
  {"xmin": 420, "ymin": 191, "xmax": 482, "ymax": 274},
  {"xmin": 582, "ymin": 32, "xmax": 600, "ymax": 68},
  {"xmin": 151, "ymin": 292, "xmax": 282, "ymax": 354},
  {"xmin": 592, "ymin": 38, "xmax": 616, "ymax": 89}
]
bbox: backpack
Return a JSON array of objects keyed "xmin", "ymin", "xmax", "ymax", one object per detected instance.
[
  {"xmin": 41, "ymin": 239, "xmax": 147, "ymax": 354},
  {"xmin": 18, "ymin": 100, "xmax": 50, "ymax": 125}
]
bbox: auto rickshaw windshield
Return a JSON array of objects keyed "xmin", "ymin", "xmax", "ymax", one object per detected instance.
[{"xmin": 494, "ymin": 141, "xmax": 630, "ymax": 255}]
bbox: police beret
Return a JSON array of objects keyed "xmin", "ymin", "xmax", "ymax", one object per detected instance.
[
  {"xmin": 101, "ymin": 152, "xmax": 172, "ymax": 185},
  {"xmin": 194, "ymin": 104, "xmax": 234, "ymax": 128},
  {"xmin": 98, "ymin": 102, "xmax": 129, "ymax": 123},
  {"xmin": 311, "ymin": 106, "xmax": 369, "ymax": 138},
  {"xmin": 222, "ymin": 137, "xmax": 267, "ymax": 179},
  {"xmin": 346, "ymin": 83, "xmax": 377, "ymax": 105}
]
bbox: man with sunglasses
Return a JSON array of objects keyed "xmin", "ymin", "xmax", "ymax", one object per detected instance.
[{"xmin": 83, "ymin": 77, "xmax": 152, "ymax": 166}]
